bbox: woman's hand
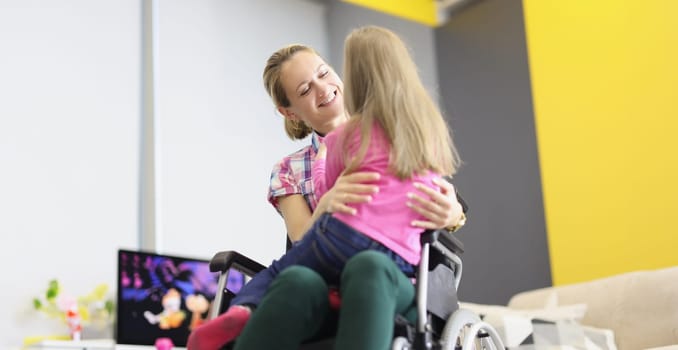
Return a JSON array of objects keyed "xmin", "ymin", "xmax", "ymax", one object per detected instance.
[
  {"xmin": 407, "ymin": 177, "xmax": 465, "ymax": 231},
  {"xmin": 288, "ymin": 171, "xmax": 379, "ymax": 242},
  {"xmin": 316, "ymin": 171, "xmax": 380, "ymax": 215}
]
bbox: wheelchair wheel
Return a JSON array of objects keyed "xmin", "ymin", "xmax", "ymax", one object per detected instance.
[
  {"xmin": 392, "ymin": 336, "xmax": 411, "ymax": 350},
  {"xmin": 439, "ymin": 308, "xmax": 505, "ymax": 350}
]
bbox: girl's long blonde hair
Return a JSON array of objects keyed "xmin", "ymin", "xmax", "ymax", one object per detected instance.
[{"xmin": 342, "ymin": 26, "xmax": 460, "ymax": 179}]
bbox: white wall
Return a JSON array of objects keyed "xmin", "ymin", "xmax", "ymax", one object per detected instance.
[
  {"xmin": 155, "ymin": 0, "xmax": 329, "ymax": 263},
  {"xmin": 0, "ymin": 0, "xmax": 141, "ymax": 346},
  {"xmin": 0, "ymin": 0, "xmax": 329, "ymax": 346}
]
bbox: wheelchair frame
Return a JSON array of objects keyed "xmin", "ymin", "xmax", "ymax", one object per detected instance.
[{"xmin": 208, "ymin": 230, "xmax": 505, "ymax": 350}]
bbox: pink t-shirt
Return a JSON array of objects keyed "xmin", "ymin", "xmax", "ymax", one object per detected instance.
[{"xmin": 313, "ymin": 122, "xmax": 440, "ymax": 265}]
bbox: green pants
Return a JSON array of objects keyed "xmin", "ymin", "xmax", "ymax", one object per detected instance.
[{"xmin": 233, "ymin": 250, "xmax": 416, "ymax": 350}]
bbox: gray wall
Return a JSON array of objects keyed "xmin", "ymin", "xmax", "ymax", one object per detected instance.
[
  {"xmin": 326, "ymin": 0, "xmax": 552, "ymax": 304},
  {"xmin": 435, "ymin": 0, "xmax": 552, "ymax": 304},
  {"xmin": 325, "ymin": 1, "xmax": 439, "ymax": 101}
]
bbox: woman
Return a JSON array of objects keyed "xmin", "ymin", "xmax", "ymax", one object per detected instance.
[
  {"xmin": 187, "ymin": 43, "xmax": 465, "ymax": 350},
  {"xmin": 234, "ymin": 26, "xmax": 469, "ymax": 350}
]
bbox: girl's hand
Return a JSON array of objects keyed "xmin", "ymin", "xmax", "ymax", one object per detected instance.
[
  {"xmin": 319, "ymin": 171, "xmax": 380, "ymax": 215},
  {"xmin": 408, "ymin": 177, "xmax": 465, "ymax": 230}
]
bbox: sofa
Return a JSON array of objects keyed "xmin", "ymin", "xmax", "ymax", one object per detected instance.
[{"xmin": 506, "ymin": 266, "xmax": 678, "ymax": 350}]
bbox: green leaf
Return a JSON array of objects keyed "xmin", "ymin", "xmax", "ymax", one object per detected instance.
[
  {"xmin": 46, "ymin": 279, "xmax": 59, "ymax": 300},
  {"xmin": 33, "ymin": 298, "xmax": 42, "ymax": 310},
  {"xmin": 48, "ymin": 279, "xmax": 59, "ymax": 289},
  {"xmin": 105, "ymin": 300, "xmax": 115, "ymax": 314}
]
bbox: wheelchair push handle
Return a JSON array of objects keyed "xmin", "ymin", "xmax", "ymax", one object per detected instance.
[
  {"xmin": 420, "ymin": 229, "xmax": 464, "ymax": 255},
  {"xmin": 209, "ymin": 250, "xmax": 266, "ymax": 277}
]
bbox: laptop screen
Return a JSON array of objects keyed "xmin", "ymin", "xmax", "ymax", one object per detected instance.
[{"xmin": 115, "ymin": 249, "xmax": 244, "ymax": 347}]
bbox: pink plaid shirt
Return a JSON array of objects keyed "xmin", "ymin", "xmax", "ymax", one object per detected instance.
[{"xmin": 268, "ymin": 132, "xmax": 323, "ymax": 215}]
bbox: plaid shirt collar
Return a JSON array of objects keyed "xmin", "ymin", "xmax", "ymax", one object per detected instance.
[{"xmin": 311, "ymin": 131, "xmax": 322, "ymax": 153}]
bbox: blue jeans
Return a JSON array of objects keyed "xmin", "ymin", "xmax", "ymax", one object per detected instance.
[{"xmin": 231, "ymin": 213, "xmax": 415, "ymax": 307}]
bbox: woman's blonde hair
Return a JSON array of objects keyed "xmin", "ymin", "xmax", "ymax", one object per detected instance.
[
  {"xmin": 342, "ymin": 26, "xmax": 460, "ymax": 178},
  {"xmin": 262, "ymin": 44, "xmax": 315, "ymax": 140}
]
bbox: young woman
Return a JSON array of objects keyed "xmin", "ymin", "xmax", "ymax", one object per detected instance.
[
  {"xmin": 187, "ymin": 31, "xmax": 465, "ymax": 350},
  {"xmin": 233, "ymin": 26, "xmax": 463, "ymax": 350}
]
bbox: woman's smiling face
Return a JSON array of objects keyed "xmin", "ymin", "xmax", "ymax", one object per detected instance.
[{"xmin": 278, "ymin": 51, "xmax": 347, "ymax": 135}]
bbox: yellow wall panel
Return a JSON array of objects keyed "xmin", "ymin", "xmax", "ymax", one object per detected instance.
[
  {"xmin": 523, "ymin": 1, "xmax": 678, "ymax": 285},
  {"xmin": 343, "ymin": 0, "xmax": 438, "ymax": 26}
]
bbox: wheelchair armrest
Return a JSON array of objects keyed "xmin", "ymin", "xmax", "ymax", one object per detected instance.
[
  {"xmin": 209, "ymin": 250, "xmax": 267, "ymax": 277},
  {"xmin": 420, "ymin": 229, "xmax": 464, "ymax": 255}
]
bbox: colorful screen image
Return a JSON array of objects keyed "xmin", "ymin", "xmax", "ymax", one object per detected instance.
[{"xmin": 116, "ymin": 249, "xmax": 245, "ymax": 347}]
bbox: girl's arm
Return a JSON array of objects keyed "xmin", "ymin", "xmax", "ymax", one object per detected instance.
[
  {"xmin": 272, "ymin": 140, "xmax": 380, "ymax": 243},
  {"xmin": 279, "ymin": 174, "xmax": 464, "ymax": 242},
  {"xmin": 312, "ymin": 143, "xmax": 329, "ymax": 199},
  {"xmin": 278, "ymin": 172, "xmax": 381, "ymax": 242}
]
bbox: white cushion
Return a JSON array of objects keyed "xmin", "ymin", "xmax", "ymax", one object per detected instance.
[{"xmin": 460, "ymin": 300, "xmax": 616, "ymax": 349}]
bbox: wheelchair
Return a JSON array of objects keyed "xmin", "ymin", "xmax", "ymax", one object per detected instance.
[{"xmin": 206, "ymin": 228, "xmax": 505, "ymax": 350}]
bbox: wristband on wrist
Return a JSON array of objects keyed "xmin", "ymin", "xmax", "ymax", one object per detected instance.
[{"xmin": 446, "ymin": 212, "xmax": 467, "ymax": 233}]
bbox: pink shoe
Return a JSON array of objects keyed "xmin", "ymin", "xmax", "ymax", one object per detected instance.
[{"xmin": 186, "ymin": 306, "xmax": 251, "ymax": 350}]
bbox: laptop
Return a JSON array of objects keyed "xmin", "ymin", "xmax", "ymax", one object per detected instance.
[{"xmin": 115, "ymin": 249, "xmax": 245, "ymax": 349}]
